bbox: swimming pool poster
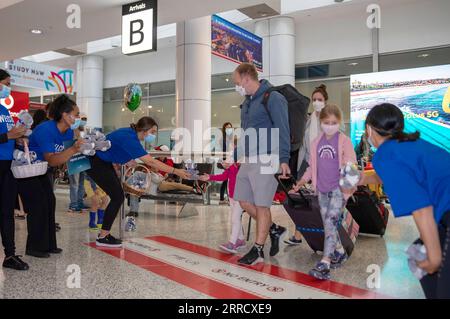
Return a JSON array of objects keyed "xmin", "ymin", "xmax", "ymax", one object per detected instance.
[
  {"xmin": 64, "ymin": 140, "xmax": 91, "ymax": 175},
  {"xmin": 211, "ymin": 14, "xmax": 263, "ymax": 71},
  {"xmin": 350, "ymin": 64, "xmax": 450, "ymax": 152}
]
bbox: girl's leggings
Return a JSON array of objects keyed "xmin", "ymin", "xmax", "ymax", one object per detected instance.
[{"xmin": 318, "ymin": 188, "xmax": 345, "ymax": 259}]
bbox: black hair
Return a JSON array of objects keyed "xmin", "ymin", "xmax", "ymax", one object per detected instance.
[
  {"xmin": 0, "ymin": 69, "xmax": 11, "ymax": 82},
  {"xmin": 366, "ymin": 103, "xmax": 420, "ymax": 142},
  {"xmin": 31, "ymin": 109, "xmax": 48, "ymax": 130},
  {"xmin": 48, "ymin": 94, "xmax": 77, "ymax": 122},
  {"xmin": 130, "ymin": 116, "xmax": 158, "ymax": 132}
]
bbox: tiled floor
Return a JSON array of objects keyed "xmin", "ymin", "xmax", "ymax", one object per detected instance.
[{"xmin": 0, "ymin": 188, "xmax": 425, "ymax": 299}]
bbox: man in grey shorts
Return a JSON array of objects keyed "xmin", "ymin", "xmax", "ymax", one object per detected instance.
[{"xmin": 232, "ymin": 63, "xmax": 291, "ymax": 265}]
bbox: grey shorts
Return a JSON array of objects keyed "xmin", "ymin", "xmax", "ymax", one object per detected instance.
[{"xmin": 234, "ymin": 162, "xmax": 279, "ymax": 208}]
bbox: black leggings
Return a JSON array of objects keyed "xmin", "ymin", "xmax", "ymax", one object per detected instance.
[
  {"xmin": 220, "ymin": 181, "xmax": 228, "ymax": 201},
  {"xmin": 18, "ymin": 172, "xmax": 57, "ymax": 252},
  {"xmin": 86, "ymin": 156, "xmax": 124, "ymax": 232},
  {"xmin": 420, "ymin": 211, "xmax": 450, "ymax": 299},
  {"xmin": 0, "ymin": 160, "xmax": 17, "ymax": 257}
]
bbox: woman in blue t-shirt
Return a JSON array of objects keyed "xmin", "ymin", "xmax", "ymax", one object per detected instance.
[
  {"xmin": 0, "ymin": 69, "xmax": 29, "ymax": 270},
  {"xmin": 361, "ymin": 103, "xmax": 450, "ymax": 299},
  {"xmin": 20, "ymin": 95, "xmax": 83, "ymax": 258},
  {"xmin": 86, "ymin": 117, "xmax": 190, "ymax": 248}
]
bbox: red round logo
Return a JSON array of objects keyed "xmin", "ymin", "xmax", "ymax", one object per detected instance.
[{"xmin": 0, "ymin": 95, "xmax": 14, "ymax": 110}]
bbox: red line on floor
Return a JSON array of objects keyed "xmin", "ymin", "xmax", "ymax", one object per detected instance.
[
  {"xmin": 146, "ymin": 236, "xmax": 391, "ymax": 299},
  {"xmin": 86, "ymin": 243, "xmax": 263, "ymax": 299}
]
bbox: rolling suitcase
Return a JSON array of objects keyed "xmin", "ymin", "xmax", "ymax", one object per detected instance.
[
  {"xmin": 275, "ymin": 174, "xmax": 359, "ymax": 256},
  {"xmin": 346, "ymin": 186, "xmax": 389, "ymax": 237}
]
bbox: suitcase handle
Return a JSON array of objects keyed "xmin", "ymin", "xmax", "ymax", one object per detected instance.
[{"xmin": 274, "ymin": 173, "xmax": 310, "ymax": 208}]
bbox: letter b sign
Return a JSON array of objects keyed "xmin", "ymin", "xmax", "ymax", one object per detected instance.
[{"xmin": 122, "ymin": 0, "xmax": 157, "ymax": 55}]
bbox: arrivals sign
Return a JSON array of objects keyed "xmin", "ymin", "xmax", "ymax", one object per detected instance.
[
  {"xmin": 122, "ymin": 0, "xmax": 158, "ymax": 55},
  {"xmin": 4, "ymin": 60, "xmax": 75, "ymax": 94}
]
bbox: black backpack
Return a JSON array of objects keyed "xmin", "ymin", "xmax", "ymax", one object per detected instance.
[{"xmin": 262, "ymin": 84, "xmax": 310, "ymax": 152}]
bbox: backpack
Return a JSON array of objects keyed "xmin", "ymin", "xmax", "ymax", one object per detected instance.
[{"xmin": 262, "ymin": 84, "xmax": 310, "ymax": 152}]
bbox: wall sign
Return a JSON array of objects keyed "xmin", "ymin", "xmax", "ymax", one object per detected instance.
[
  {"xmin": 4, "ymin": 60, "xmax": 75, "ymax": 94},
  {"xmin": 122, "ymin": 0, "xmax": 158, "ymax": 55}
]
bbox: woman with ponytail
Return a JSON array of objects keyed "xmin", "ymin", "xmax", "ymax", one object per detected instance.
[
  {"xmin": 86, "ymin": 116, "xmax": 190, "ymax": 248},
  {"xmin": 361, "ymin": 103, "xmax": 450, "ymax": 299}
]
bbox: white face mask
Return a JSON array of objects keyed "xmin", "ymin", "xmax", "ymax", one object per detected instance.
[
  {"xmin": 235, "ymin": 85, "xmax": 247, "ymax": 97},
  {"xmin": 313, "ymin": 101, "xmax": 325, "ymax": 112},
  {"xmin": 321, "ymin": 123, "xmax": 340, "ymax": 136}
]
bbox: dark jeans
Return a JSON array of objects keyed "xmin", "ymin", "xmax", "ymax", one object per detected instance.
[
  {"xmin": 86, "ymin": 156, "xmax": 124, "ymax": 232},
  {"xmin": 18, "ymin": 172, "xmax": 57, "ymax": 252},
  {"xmin": 420, "ymin": 211, "xmax": 450, "ymax": 299},
  {"xmin": 0, "ymin": 160, "xmax": 17, "ymax": 257}
]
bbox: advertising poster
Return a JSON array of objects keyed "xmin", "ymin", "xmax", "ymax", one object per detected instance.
[
  {"xmin": 4, "ymin": 59, "xmax": 75, "ymax": 94},
  {"xmin": 64, "ymin": 140, "xmax": 91, "ymax": 175},
  {"xmin": 211, "ymin": 14, "xmax": 263, "ymax": 71},
  {"xmin": 351, "ymin": 64, "xmax": 450, "ymax": 152}
]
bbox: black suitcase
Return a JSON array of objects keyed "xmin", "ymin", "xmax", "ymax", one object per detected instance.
[
  {"xmin": 275, "ymin": 174, "xmax": 359, "ymax": 256},
  {"xmin": 346, "ymin": 186, "xmax": 389, "ymax": 237}
]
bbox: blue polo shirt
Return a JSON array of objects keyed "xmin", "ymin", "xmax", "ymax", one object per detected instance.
[
  {"xmin": 0, "ymin": 105, "xmax": 15, "ymax": 160},
  {"xmin": 28, "ymin": 120, "xmax": 74, "ymax": 161},
  {"xmin": 373, "ymin": 139, "xmax": 450, "ymax": 223},
  {"xmin": 96, "ymin": 127, "xmax": 147, "ymax": 164}
]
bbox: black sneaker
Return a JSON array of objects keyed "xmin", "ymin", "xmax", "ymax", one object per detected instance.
[
  {"xmin": 3, "ymin": 255, "xmax": 29, "ymax": 271},
  {"xmin": 330, "ymin": 251, "xmax": 348, "ymax": 269},
  {"xmin": 269, "ymin": 225, "xmax": 287, "ymax": 257},
  {"xmin": 309, "ymin": 262, "xmax": 331, "ymax": 281},
  {"xmin": 237, "ymin": 246, "xmax": 264, "ymax": 266},
  {"xmin": 96, "ymin": 234, "xmax": 123, "ymax": 248}
]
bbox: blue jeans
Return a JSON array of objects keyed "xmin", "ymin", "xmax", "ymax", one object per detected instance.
[{"xmin": 69, "ymin": 172, "xmax": 86, "ymax": 209}]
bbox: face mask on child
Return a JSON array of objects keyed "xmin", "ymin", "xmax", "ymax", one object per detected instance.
[{"xmin": 321, "ymin": 123, "xmax": 340, "ymax": 136}]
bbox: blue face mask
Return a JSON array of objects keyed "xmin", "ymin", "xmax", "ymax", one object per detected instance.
[
  {"xmin": 0, "ymin": 84, "xmax": 11, "ymax": 99},
  {"xmin": 367, "ymin": 126, "xmax": 378, "ymax": 152},
  {"xmin": 80, "ymin": 120, "xmax": 87, "ymax": 127},
  {"xmin": 71, "ymin": 118, "xmax": 82, "ymax": 130},
  {"xmin": 145, "ymin": 133, "xmax": 156, "ymax": 144}
]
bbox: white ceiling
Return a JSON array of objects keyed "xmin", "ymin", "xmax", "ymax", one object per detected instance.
[{"xmin": 0, "ymin": 0, "xmax": 281, "ymax": 61}]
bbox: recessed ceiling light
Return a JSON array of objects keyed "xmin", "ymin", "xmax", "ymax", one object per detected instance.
[
  {"xmin": 30, "ymin": 28, "xmax": 43, "ymax": 35},
  {"xmin": 148, "ymin": 105, "xmax": 153, "ymax": 109},
  {"xmin": 121, "ymin": 108, "xmax": 125, "ymax": 112},
  {"xmin": 225, "ymin": 78, "xmax": 229, "ymax": 82},
  {"xmin": 231, "ymin": 105, "xmax": 239, "ymax": 108},
  {"xmin": 348, "ymin": 62, "xmax": 359, "ymax": 66},
  {"xmin": 417, "ymin": 53, "xmax": 430, "ymax": 58}
]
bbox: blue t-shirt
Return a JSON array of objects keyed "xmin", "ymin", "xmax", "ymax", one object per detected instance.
[
  {"xmin": 96, "ymin": 127, "xmax": 147, "ymax": 164},
  {"xmin": 28, "ymin": 120, "xmax": 74, "ymax": 161},
  {"xmin": 373, "ymin": 139, "xmax": 450, "ymax": 223},
  {"xmin": 0, "ymin": 105, "xmax": 15, "ymax": 160}
]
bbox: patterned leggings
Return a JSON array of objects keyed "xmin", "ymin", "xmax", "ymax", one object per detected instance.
[{"xmin": 318, "ymin": 188, "xmax": 345, "ymax": 259}]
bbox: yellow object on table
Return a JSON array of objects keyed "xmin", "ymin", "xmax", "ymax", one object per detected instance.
[{"xmin": 364, "ymin": 169, "xmax": 383, "ymax": 198}]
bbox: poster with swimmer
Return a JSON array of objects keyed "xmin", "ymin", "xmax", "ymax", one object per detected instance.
[{"xmin": 351, "ymin": 64, "xmax": 450, "ymax": 152}]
